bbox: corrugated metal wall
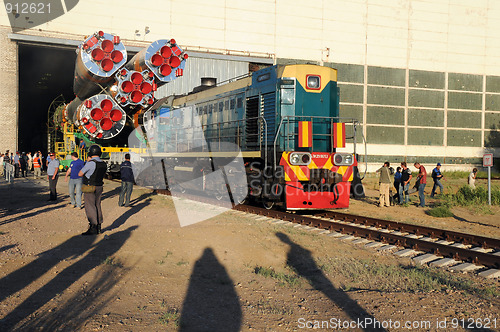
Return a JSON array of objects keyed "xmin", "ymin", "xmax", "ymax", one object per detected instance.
[{"xmin": 156, "ymin": 57, "xmax": 250, "ymax": 98}]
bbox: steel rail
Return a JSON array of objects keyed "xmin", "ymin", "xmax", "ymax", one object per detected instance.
[
  {"xmin": 314, "ymin": 211, "xmax": 500, "ymax": 251},
  {"xmin": 234, "ymin": 205, "xmax": 500, "ymax": 269}
]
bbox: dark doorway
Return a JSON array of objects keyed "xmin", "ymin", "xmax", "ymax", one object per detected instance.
[{"xmin": 18, "ymin": 43, "xmax": 75, "ymax": 153}]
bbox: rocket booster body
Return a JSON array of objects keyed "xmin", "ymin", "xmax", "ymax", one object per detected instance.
[{"xmin": 60, "ymin": 31, "xmax": 187, "ymax": 140}]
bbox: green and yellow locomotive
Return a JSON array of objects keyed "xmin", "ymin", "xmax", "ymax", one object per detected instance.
[{"xmin": 142, "ymin": 64, "xmax": 362, "ymax": 210}]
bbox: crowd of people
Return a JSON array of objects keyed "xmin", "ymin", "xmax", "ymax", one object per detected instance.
[
  {"xmin": 1, "ymin": 146, "xmax": 135, "ymax": 237},
  {"xmin": 1, "ymin": 150, "xmax": 46, "ymax": 179},
  {"xmin": 376, "ymin": 161, "xmax": 480, "ymax": 208}
]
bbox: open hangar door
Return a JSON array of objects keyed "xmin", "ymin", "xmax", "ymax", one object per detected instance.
[{"xmin": 18, "ymin": 43, "xmax": 75, "ymax": 154}]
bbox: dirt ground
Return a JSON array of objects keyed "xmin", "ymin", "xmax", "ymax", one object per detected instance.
[{"xmin": 0, "ymin": 174, "xmax": 498, "ymax": 331}]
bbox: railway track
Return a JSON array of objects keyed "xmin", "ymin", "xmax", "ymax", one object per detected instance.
[
  {"xmin": 233, "ymin": 204, "xmax": 500, "ymax": 278},
  {"xmin": 118, "ymin": 181, "xmax": 500, "ymax": 278}
]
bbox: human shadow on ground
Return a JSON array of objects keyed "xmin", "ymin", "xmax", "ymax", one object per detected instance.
[
  {"xmin": 452, "ymin": 214, "xmax": 498, "ymax": 228},
  {"xmin": 0, "ymin": 244, "xmax": 16, "ymax": 253},
  {"xmin": 276, "ymin": 232, "xmax": 386, "ymax": 332},
  {"xmin": 18, "ymin": 260, "xmax": 130, "ymax": 331},
  {"xmin": 0, "ymin": 204, "xmax": 66, "ymax": 226},
  {"xmin": 103, "ymin": 199, "xmax": 151, "ymax": 232},
  {"xmin": 128, "ymin": 191, "xmax": 157, "ymax": 206},
  {"xmin": 180, "ymin": 247, "xmax": 241, "ymax": 331},
  {"xmin": 101, "ymin": 186, "xmax": 121, "ymax": 200},
  {"xmin": 0, "ymin": 199, "xmax": 147, "ymax": 311},
  {"xmin": 0, "ymin": 182, "xmax": 59, "ymax": 219},
  {"xmin": 0, "ymin": 226, "xmax": 138, "ymax": 330}
]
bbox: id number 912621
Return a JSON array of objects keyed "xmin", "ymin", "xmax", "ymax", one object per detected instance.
[{"xmin": 5, "ymin": 2, "xmax": 51, "ymax": 14}]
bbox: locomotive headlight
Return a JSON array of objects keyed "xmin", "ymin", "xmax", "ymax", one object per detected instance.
[
  {"xmin": 306, "ymin": 75, "xmax": 321, "ymax": 90},
  {"xmin": 289, "ymin": 152, "xmax": 312, "ymax": 166},
  {"xmin": 333, "ymin": 153, "xmax": 354, "ymax": 166}
]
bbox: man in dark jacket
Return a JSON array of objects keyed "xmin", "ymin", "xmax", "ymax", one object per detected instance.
[
  {"xmin": 118, "ymin": 153, "xmax": 134, "ymax": 207},
  {"xmin": 430, "ymin": 163, "xmax": 444, "ymax": 197},
  {"xmin": 79, "ymin": 145, "xmax": 107, "ymax": 235},
  {"xmin": 400, "ymin": 162, "xmax": 412, "ymax": 204},
  {"xmin": 20, "ymin": 152, "xmax": 28, "ymax": 177}
]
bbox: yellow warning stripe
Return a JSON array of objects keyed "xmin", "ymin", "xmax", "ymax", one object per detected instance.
[
  {"xmin": 302, "ymin": 122, "xmax": 309, "ymax": 147},
  {"xmin": 282, "ymin": 153, "xmax": 354, "ymax": 182}
]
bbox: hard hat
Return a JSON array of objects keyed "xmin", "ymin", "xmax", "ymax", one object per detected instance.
[{"xmin": 89, "ymin": 144, "xmax": 102, "ymax": 157}]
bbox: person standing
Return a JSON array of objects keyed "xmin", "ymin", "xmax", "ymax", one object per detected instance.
[
  {"xmin": 376, "ymin": 162, "xmax": 392, "ymax": 208},
  {"xmin": 400, "ymin": 162, "xmax": 412, "ymax": 205},
  {"xmin": 47, "ymin": 153, "xmax": 60, "ymax": 201},
  {"xmin": 118, "ymin": 153, "xmax": 135, "ymax": 207},
  {"xmin": 414, "ymin": 162, "xmax": 427, "ymax": 207},
  {"xmin": 468, "ymin": 168, "xmax": 478, "ymax": 189},
  {"xmin": 3, "ymin": 151, "xmax": 10, "ymax": 179},
  {"xmin": 27, "ymin": 152, "xmax": 33, "ymax": 172},
  {"xmin": 65, "ymin": 152, "xmax": 85, "ymax": 209},
  {"xmin": 79, "ymin": 145, "xmax": 107, "ymax": 235},
  {"xmin": 13, "ymin": 152, "xmax": 20, "ymax": 178},
  {"xmin": 393, "ymin": 166, "xmax": 402, "ymax": 204},
  {"xmin": 0, "ymin": 153, "xmax": 4, "ymax": 177},
  {"xmin": 33, "ymin": 152, "xmax": 42, "ymax": 179},
  {"xmin": 20, "ymin": 152, "xmax": 28, "ymax": 177},
  {"xmin": 430, "ymin": 163, "xmax": 444, "ymax": 197}
]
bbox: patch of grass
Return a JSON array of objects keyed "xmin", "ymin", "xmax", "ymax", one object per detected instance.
[
  {"xmin": 476, "ymin": 170, "xmax": 500, "ymax": 180},
  {"xmin": 254, "ymin": 266, "xmax": 301, "ymax": 287},
  {"xmin": 176, "ymin": 259, "xmax": 189, "ymax": 266},
  {"xmin": 441, "ymin": 171, "xmax": 469, "ymax": 179},
  {"xmin": 323, "ymin": 257, "xmax": 499, "ymax": 299},
  {"xmin": 0, "ymin": 231, "xmax": 6, "ymax": 235},
  {"xmin": 470, "ymin": 205, "xmax": 494, "ymax": 215},
  {"xmin": 426, "ymin": 206, "xmax": 454, "ymax": 218},
  {"xmin": 318, "ymin": 262, "xmax": 332, "ymax": 274},
  {"xmin": 157, "ymin": 251, "xmax": 174, "ymax": 265},
  {"xmin": 443, "ymin": 185, "xmax": 500, "ymax": 206},
  {"xmin": 102, "ymin": 256, "xmax": 123, "ymax": 267},
  {"xmin": 158, "ymin": 309, "xmax": 180, "ymax": 327},
  {"xmin": 439, "ymin": 170, "xmax": 500, "ymax": 180},
  {"xmin": 150, "ymin": 193, "xmax": 174, "ymax": 207},
  {"xmin": 254, "ymin": 299, "xmax": 293, "ymax": 315}
]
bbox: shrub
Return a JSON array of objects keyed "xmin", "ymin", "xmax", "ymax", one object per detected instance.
[
  {"xmin": 444, "ymin": 185, "xmax": 500, "ymax": 206},
  {"xmin": 426, "ymin": 206, "xmax": 454, "ymax": 218}
]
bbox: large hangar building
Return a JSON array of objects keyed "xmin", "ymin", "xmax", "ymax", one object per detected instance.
[{"xmin": 1, "ymin": 0, "xmax": 499, "ymax": 170}]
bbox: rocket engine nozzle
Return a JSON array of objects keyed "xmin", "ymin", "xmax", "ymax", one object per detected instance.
[
  {"xmin": 114, "ymin": 68, "xmax": 155, "ymax": 108},
  {"xmin": 76, "ymin": 94, "xmax": 127, "ymax": 139},
  {"xmin": 126, "ymin": 39, "xmax": 187, "ymax": 83},
  {"xmin": 73, "ymin": 31, "xmax": 128, "ymax": 100}
]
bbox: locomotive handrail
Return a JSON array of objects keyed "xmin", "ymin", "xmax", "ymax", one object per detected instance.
[
  {"xmin": 154, "ymin": 116, "xmax": 267, "ymax": 166},
  {"xmin": 273, "ymin": 116, "xmax": 360, "ymax": 170},
  {"xmin": 200, "ymin": 115, "xmax": 267, "ymax": 156}
]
